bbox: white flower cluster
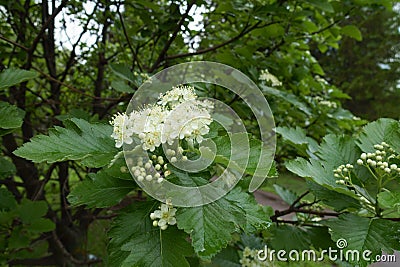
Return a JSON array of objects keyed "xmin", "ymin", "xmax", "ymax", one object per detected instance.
[
  {"xmin": 157, "ymin": 85, "xmax": 196, "ymax": 108},
  {"xmin": 334, "ymin": 164, "xmax": 354, "ymax": 185},
  {"xmin": 110, "ymin": 85, "xmax": 213, "ymax": 151},
  {"xmin": 356, "ymin": 142, "xmax": 400, "ymax": 175},
  {"xmin": 110, "ymin": 113, "xmax": 134, "ymax": 148},
  {"xmin": 150, "ymin": 201, "xmax": 177, "ymax": 230},
  {"xmin": 313, "ymin": 96, "xmax": 337, "ymax": 109},
  {"xmin": 259, "ymin": 69, "xmax": 282, "ymax": 87},
  {"xmin": 240, "ymin": 247, "xmax": 268, "ymax": 267}
]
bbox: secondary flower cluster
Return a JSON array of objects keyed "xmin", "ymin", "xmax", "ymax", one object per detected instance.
[
  {"xmin": 334, "ymin": 164, "xmax": 354, "ymax": 185},
  {"xmin": 240, "ymin": 247, "xmax": 268, "ymax": 267},
  {"xmin": 259, "ymin": 69, "xmax": 282, "ymax": 87},
  {"xmin": 356, "ymin": 142, "xmax": 400, "ymax": 175},
  {"xmin": 150, "ymin": 201, "xmax": 177, "ymax": 230},
  {"xmin": 110, "ymin": 85, "xmax": 213, "ymax": 151},
  {"xmin": 334, "ymin": 142, "xmax": 400, "ymax": 187},
  {"xmin": 333, "ymin": 142, "xmax": 400, "ymax": 213},
  {"xmin": 313, "ymin": 96, "xmax": 338, "ymax": 109}
]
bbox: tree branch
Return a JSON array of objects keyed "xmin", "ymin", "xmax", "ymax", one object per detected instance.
[
  {"xmin": 32, "ymin": 66, "xmax": 121, "ymax": 101},
  {"xmin": 270, "ymin": 190, "xmax": 341, "ymax": 223},
  {"xmin": 51, "ymin": 231, "xmax": 102, "ymax": 265},
  {"xmin": 165, "ymin": 20, "xmax": 276, "ymax": 61},
  {"xmin": 0, "ymin": 34, "xmax": 29, "ymax": 51},
  {"xmin": 117, "ymin": 4, "xmax": 142, "ymax": 71},
  {"xmin": 26, "ymin": 0, "xmax": 68, "ymax": 68},
  {"xmin": 59, "ymin": 2, "xmax": 99, "ymax": 83},
  {"xmin": 149, "ymin": 0, "xmax": 196, "ymax": 72}
]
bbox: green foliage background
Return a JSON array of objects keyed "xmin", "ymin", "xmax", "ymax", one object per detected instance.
[{"xmin": 0, "ymin": 0, "xmax": 399, "ymax": 266}]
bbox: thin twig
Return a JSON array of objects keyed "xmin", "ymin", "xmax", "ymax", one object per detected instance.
[
  {"xmin": 32, "ymin": 66, "xmax": 122, "ymax": 101},
  {"xmin": 117, "ymin": 4, "xmax": 142, "ymax": 71},
  {"xmin": 27, "ymin": 0, "xmax": 68, "ymax": 67},
  {"xmin": 149, "ymin": 0, "xmax": 196, "ymax": 72},
  {"xmin": 0, "ymin": 34, "xmax": 30, "ymax": 51},
  {"xmin": 166, "ymin": 20, "xmax": 279, "ymax": 61},
  {"xmin": 274, "ymin": 219, "xmax": 319, "ymax": 227},
  {"xmin": 51, "ymin": 231, "xmax": 102, "ymax": 265}
]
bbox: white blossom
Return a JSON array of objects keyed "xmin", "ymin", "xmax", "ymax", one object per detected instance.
[
  {"xmin": 150, "ymin": 203, "xmax": 177, "ymax": 230},
  {"xmin": 259, "ymin": 69, "xmax": 282, "ymax": 87},
  {"xmin": 110, "ymin": 113, "xmax": 134, "ymax": 148},
  {"xmin": 111, "ymin": 85, "xmax": 213, "ymax": 152},
  {"xmin": 158, "ymin": 85, "xmax": 197, "ymax": 109}
]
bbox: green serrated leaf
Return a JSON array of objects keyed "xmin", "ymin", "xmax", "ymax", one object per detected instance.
[
  {"xmin": 305, "ymin": 0, "xmax": 334, "ymax": 12},
  {"xmin": 324, "ymin": 214, "xmax": 400, "ymax": 264},
  {"xmin": 307, "ymin": 181, "xmax": 361, "ymax": 211},
  {"xmin": 307, "ymin": 226, "xmax": 336, "ymax": 250},
  {"xmin": 341, "ymin": 25, "xmax": 362, "ymax": 41},
  {"xmin": 109, "ymin": 64, "xmax": 135, "ymax": 83},
  {"xmin": 260, "ymin": 85, "xmax": 311, "ymax": 115},
  {"xmin": 318, "ymin": 43, "xmax": 328, "ymax": 53},
  {"xmin": 55, "ymin": 108, "xmax": 96, "ymax": 122},
  {"xmin": 270, "ymin": 225, "xmax": 310, "ymax": 251},
  {"xmin": 212, "ymin": 134, "xmax": 274, "ymax": 177},
  {"xmin": 176, "ymin": 195, "xmax": 242, "ymax": 259},
  {"xmin": 377, "ymin": 191, "xmax": 400, "ymax": 209},
  {"xmin": 275, "ymin": 126, "xmax": 318, "ymax": 157},
  {"xmin": 0, "ymin": 157, "xmax": 16, "ymax": 179},
  {"xmin": 226, "ymin": 188, "xmax": 271, "ymax": 233},
  {"xmin": 111, "ymin": 80, "xmax": 135, "ymax": 93},
  {"xmin": 108, "ymin": 201, "xmax": 192, "ymax": 267},
  {"xmin": 10, "ymin": 239, "xmax": 49, "ymax": 261},
  {"xmin": 286, "ymin": 157, "xmax": 333, "ymax": 187},
  {"xmin": 18, "ymin": 199, "xmax": 48, "ymax": 223},
  {"xmin": 27, "ymin": 218, "xmax": 55, "ymax": 233},
  {"xmin": 121, "ymin": 227, "xmax": 193, "ymax": 267},
  {"xmin": 107, "ymin": 202, "xmax": 156, "ymax": 266},
  {"xmin": 0, "ymin": 68, "xmax": 38, "ymax": 89},
  {"xmin": 241, "ymin": 234, "xmax": 265, "ymax": 250},
  {"xmin": 0, "ymin": 187, "xmax": 17, "ymax": 210},
  {"xmin": 286, "ymin": 134, "xmax": 360, "ymax": 195},
  {"xmin": 176, "ymin": 187, "xmax": 270, "ymax": 259},
  {"xmin": 8, "ymin": 228, "xmax": 30, "ymax": 250},
  {"xmin": 357, "ymin": 118, "xmax": 400, "ymax": 153},
  {"xmin": 0, "ymin": 102, "xmax": 25, "ymax": 131},
  {"xmin": 14, "ymin": 118, "xmax": 117, "ymax": 168},
  {"xmin": 273, "ymin": 184, "xmax": 298, "ymax": 205},
  {"xmin": 68, "ymin": 160, "xmax": 135, "ymax": 208},
  {"xmin": 302, "ymin": 20, "xmax": 319, "ymax": 33},
  {"xmin": 317, "ymin": 135, "xmax": 361, "ymax": 174},
  {"xmin": 210, "ymin": 246, "xmax": 241, "ymax": 267}
]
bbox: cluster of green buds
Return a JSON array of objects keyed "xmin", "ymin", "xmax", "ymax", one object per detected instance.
[
  {"xmin": 297, "ymin": 202, "xmax": 325, "ymax": 223},
  {"xmin": 164, "ymin": 147, "xmax": 188, "ymax": 163},
  {"xmin": 333, "ymin": 164, "xmax": 354, "ymax": 185},
  {"xmin": 240, "ymin": 247, "xmax": 268, "ymax": 267},
  {"xmin": 356, "ymin": 142, "xmax": 400, "ymax": 175},
  {"xmin": 129, "ymin": 155, "xmax": 170, "ymax": 184}
]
